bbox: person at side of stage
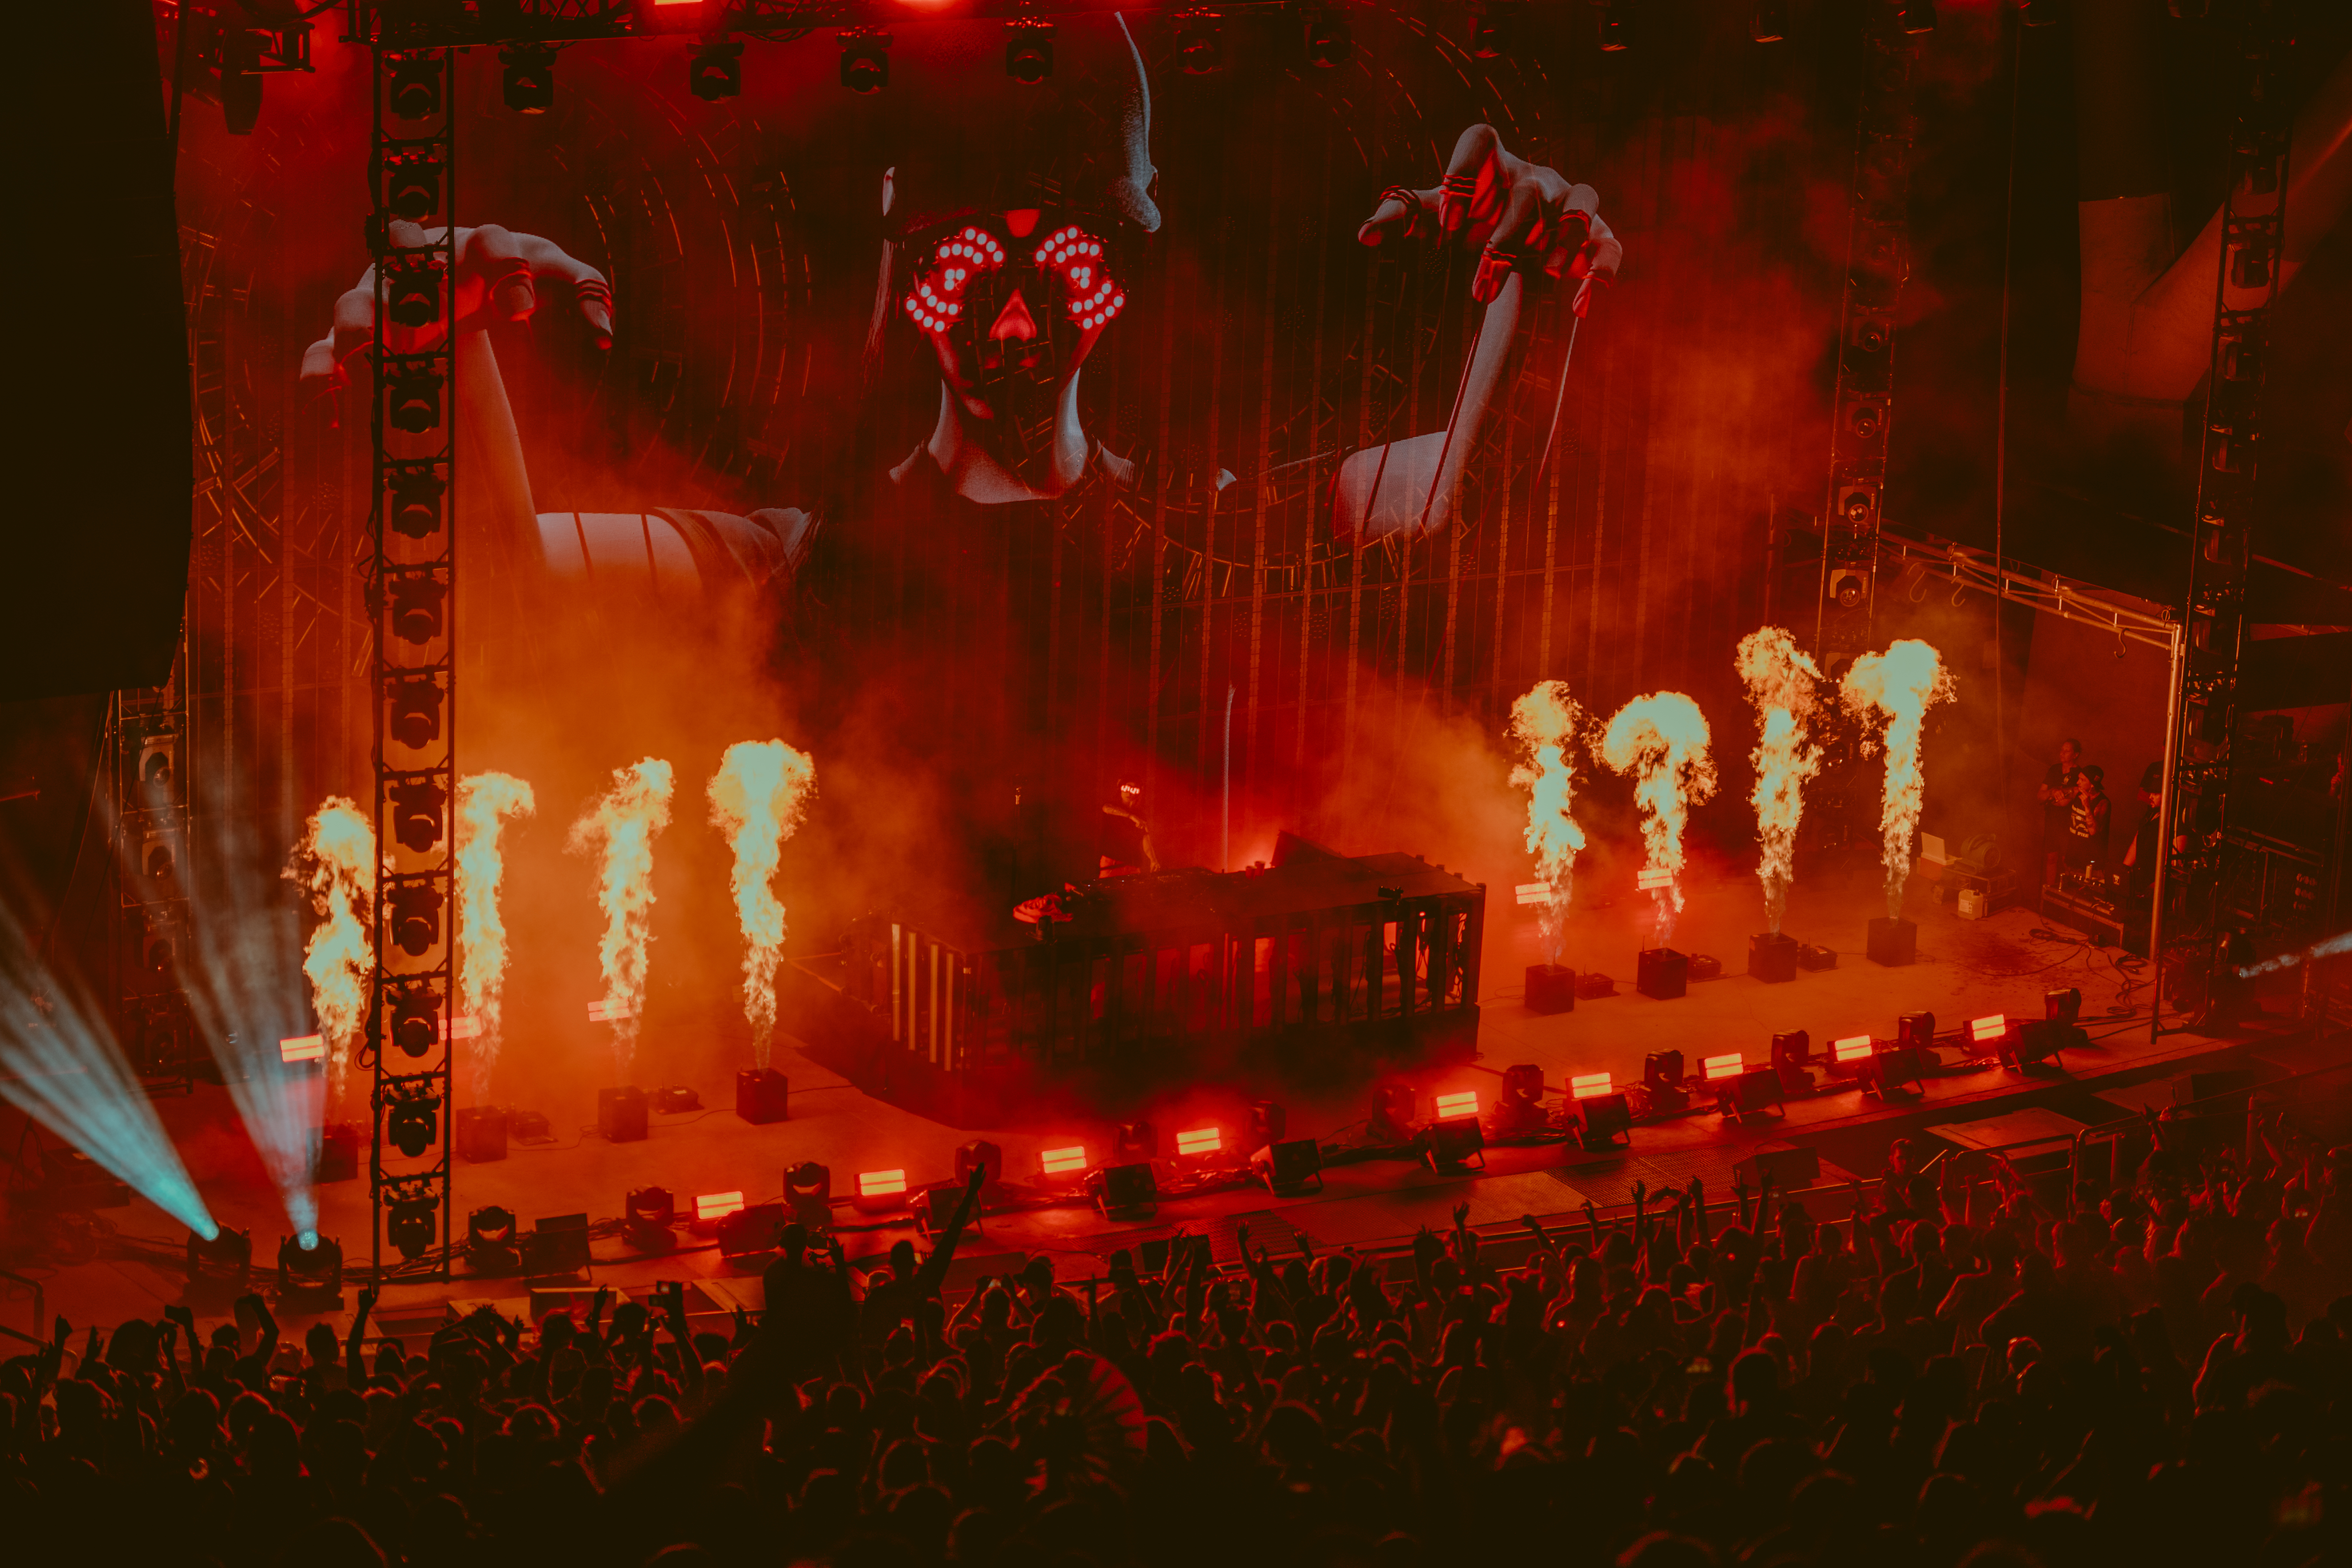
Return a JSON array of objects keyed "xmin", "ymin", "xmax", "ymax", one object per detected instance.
[
  {"xmin": 2066, "ymin": 765, "xmax": 2112, "ymax": 878},
  {"xmin": 2038, "ymin": 737, "xmax": 2083, "ymax": 885},
  {"xmin": 2122, "ymin": 760, "xmax": 2164, "ymax": 902}
]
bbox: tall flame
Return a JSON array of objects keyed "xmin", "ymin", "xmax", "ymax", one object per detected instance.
[
  {"xmin": 1736, "ymin": 627, "xmax": 1825, "ymax": 936},
  {"xmin": 285, "ymin": 797, "xmax": 374, "ymax": 1105},
  {"xmin": 566, "ymin": 759, "xmax": 674, "ymax": 1081},
  {"xmin": 1507, "ymin": 681, "xmax": 1587, "ymax": 967},
  {"xmin": 1840, "ymin": 639, "xmax": 1956, "ymax": 920},
  {"xmin": 1598, "ymin": 693, "xmax": 1717, "ymax": 946},
  {"xmin": 707, "ymin": 740, "xmax": 818, "ymax": 1069},
  {"xmin": 456, "ymin": 772, "xmax": 536, "ymax": 1099}
]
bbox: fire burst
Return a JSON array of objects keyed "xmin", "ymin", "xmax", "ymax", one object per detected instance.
[
  {"xmin": 456, "ymin": 773, "xmax": 535, "ymax": 1099},
  {"xmin": 1507, "ymin": 681, "xmax": 1586, "ymax": 967},
  {"xmin": 707, "ymin": 740, "xmax": 817, "ymax": 1069},
  {"xmin": 1598, "ymin": 693, "xmax": 1717, "ymax": 946},
  {"xmin": 285, "ymin": 797, "xmax": 374, "ymax": 1104},
  {"xmin": 567, "ymin": 759, "xmax": 675, "ymax": 1081},
  {"xmin": 1736, "ymin": 627, "xmax": 1824, "ymax": 936},
  {"xmin": 1841, "ymin": 639, "xmax": 1956, "ymax": 920}
]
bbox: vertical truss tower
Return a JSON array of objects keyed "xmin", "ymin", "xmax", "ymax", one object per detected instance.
[{"xmin": 365, "ymin": 40, "xmax": 458, "ymax": 1280}]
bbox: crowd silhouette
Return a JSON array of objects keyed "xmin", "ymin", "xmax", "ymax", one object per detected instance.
[{"xmin": 5, "ymin": 1124, "xmax": 2349, "ymax": 1568}]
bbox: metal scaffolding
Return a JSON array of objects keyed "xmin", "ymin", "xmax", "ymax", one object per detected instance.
[
  {"xmin": 364, "ymin": 39, "xmax": 458, "ymax": 1280},
  {"xmin": 2152, "ymin": 0, "xmax": 2291, "ymax": 1031},
  {"xmin": 1812, "ymin": 8, "xmax": 1922, "ymax": 667}
]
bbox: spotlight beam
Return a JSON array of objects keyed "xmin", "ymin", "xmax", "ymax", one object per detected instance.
[{"xmin": 0, "ymin": 904, "xmax": 216, "ymax": 1238}]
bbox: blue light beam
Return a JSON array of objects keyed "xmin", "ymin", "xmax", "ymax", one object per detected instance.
[
  {"xmin": 0, "ymin": 906, "xmax": 217, "ymax": 1238},
  {"xmin": 156, "ymin": 772, "xmax": 323, "ymax": 1241}
]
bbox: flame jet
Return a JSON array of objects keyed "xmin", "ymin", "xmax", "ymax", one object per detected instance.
[
  {"xmin": 1841, "ymin": 639, "xmax": 1955, "ymax": 920},
  {"xmin": 1598, "ymin": 693, "xmax": 1717, "ymax": 946},
  {"xmin": 1736, "ymin": 628, "xmax": 1824, "ymax": 936},
  {"xmin": 1506, "ymin": 681, "xmax": 1587, "ymax": 967},
  {"xmin": 456, "ymin": 773, "xmax": 535, "ymax": 1098},
  {"xmin": 707, "ymin": 740, "xmax": 817, "ymax": 1069},
  {"xmin": 286, "ymin": 797, "xmax": 375, "ymax": 1106},
  {"xmin": 567, "ymin": 759, "xmax": 674, "ymax": 1081}
]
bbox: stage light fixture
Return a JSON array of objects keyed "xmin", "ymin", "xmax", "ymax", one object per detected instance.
[
  {"xmin": 689, "ymin": 37, "xmax": 743, "ymax": 101},
  {"xmin": 1041, "ymin": 1144, "xmax": 1089, "ymax": 1177},
  {"xmin": 1302, "ymin": 7, "xmax": 1352, "ymax": 66},
  {"xmin": 1599, "ymin": 0, "xmax": 1633, "ymax": 52},
  {"xmin": 1832, "ymin": 1034, "xmax": 1874, "ymax": 1066},
  {"xmin": 1829, "ymin": 567, "xmax": 1871, "ymax": 609},
  {"xmin": 1644, "ymin": 1051, "xmax": 1684, "ymax": 1087},
  {"xmin": 1895, "ymin": 0, "xmax": 1938, "ymax": 34},
  {"xmin": 1570, "ymin": 1071, "xmax": 1613, "ymax": 1100},
  {"xmin": 1005, "ymin": 21, "xmax": 1053, "ymax": 83},
  {"xmin": 839, "ymin": 29, "xmax": 891, "ymax": 93},
  {"xmin": 385, "ymin": 368, "xmax": 444, "ymax": 435},
  {"xmin": 787, "ymin": 1160, "xmax": 832, "ymax": 1229},
  {"xmin": 1751, "ymin": 2, "xmax": 1789, "ymax": 41},
  {"xmin": 1094, "ymin": 1161, "xmax": 1159, "ymax": 1216},
  {"xmin": 1721, "ymin": 1067, "xmax": 1786, "ymax": 1119},
  {"xmin": 694, "ymin": 1190, "xmax": 746, "ymax": 1224},
  {"xmin": 388, "ymin": 54, "xmax": 442, "ymax": 120},
  {"xmin": 717, "ymin": 1202, "xmax": 786, "ymax": 1259},
  {"xmin": 1702, "ymin": 1052, "xmax": 1745, "ymax": 1082},
  {"xmin": 387, "ymin": 882, "xmax": 443, "ymax": 957},
  {"xmin": 389, "ymin": 776, "xmax": 446, "ymax": 853},
  {"xmin": 1433, "ymin": 1089, "xmax": 1480, "ymax": 1119},
  {"xmin": 387, "ymin": 677, "xmax": 443, "ymax": 749},
  {"xmin": 279, "ymin": 1034, "xmax": 324, "ymax": 1065},
  {"xmin": 1421, "ymin": 1114, "xmax": 1485, "ymax": 1172},
  {"xmin": 387, "ymin": 1095, "xmax": 439, "ymax": 1159},
  {"xmin": 387, "ymin": 1197, "xmax": 438, "ymax": 1260},
  {"xmin": 467, "ymin": 1206, "xmax": 518, "ymax": 1274},
  {"xmin": 1897, "ymin": 1011, "xmax": 1937, "ymax": 1051},
  {"xmin": 390, "ymin": 987, "xmax": 441, "ymax": 1057},
  {"xmin": 1871, "ymin": 1038, "xmax": 1927, "ymax": 1096},
  {"xmin": 277, "ymin": 1232, "xmax": 342, "ymax": 1297},
  {"xmin": 388, "ymin": 468, "xmax": 446, "ymax": 539},
  {"xmin": 523, "ymin": 1212, "xmax": 591, "ymax": 1275},
  {"xmin": 2045, "ymin": 987, "xmax": 2082, "ymax": 1024},
  {"xmin": 1114, "ymin": 1119, "xmax": 1158, "ymax": 1160},
  {"xmin": 384, "ymin": 152, "xmax": 443, "ymax": 222},
  {"xmin": 501, "ymin": 44, "xmax": 558, "ymax": 114},
  {"xmin": 1253, "ymin": 1137, "xmax": 1324, "ymax": 1193},
  {"xmin": 387, "ymin": 572, "xmax": 447, "ymax": 646},
  {"xmin": 626, "ymin": 1187, "xmax": 677, "ymax": 1249},
  {"xmin": 1969, "ymin": 1013, "xmax": 2009, "ymax": 1047},
  {"xmin": 188, "ymin": 1225, "xmax": 253, "ymax": 1288},
  {"xmin": 1369, "ymin": 1083, "xmax": 1417, "ymax": 1142},
  {"xmin": 1576, "ymin": 1091, "xmax": 1633, "ymax": 1151},
  {"xmin": 384, "ymin": 260, "xmax": 443, "ymax": 329},
  {"xmin": 1495, "ymin": 1065, "xmax": 1549, "ymax": 1135},
  {"xmin": 1175, "ymin": 1126, "xmax": 1222, "ymax": 1159},
  {"xmin": 1175, "ymin": 11, "xmax": 1224, "ymax": 74},
  {"xmin": 1249, "ymin": 1101, "xmax": 1287, "ymax": 1148}
]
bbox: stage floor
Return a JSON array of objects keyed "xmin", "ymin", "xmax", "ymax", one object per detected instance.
[{"xmin": 6, "ymin": 876, "xmax": 2327, "ymax": 1348}]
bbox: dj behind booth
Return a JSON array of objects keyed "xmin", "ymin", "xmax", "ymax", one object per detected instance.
[{"xmin": 790, "ymin": 834, "xmax": 1484, "ymax": 1124}]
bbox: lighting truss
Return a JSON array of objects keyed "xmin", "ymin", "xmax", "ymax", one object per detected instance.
[{"xmin": 367, "ymin": 41, "xmax": 458, "ymax": 1282}]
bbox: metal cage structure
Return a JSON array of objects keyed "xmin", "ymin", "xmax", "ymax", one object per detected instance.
[{"xmin": 364, "ymin": 41, "xmax": 459, "ymax": 1280}]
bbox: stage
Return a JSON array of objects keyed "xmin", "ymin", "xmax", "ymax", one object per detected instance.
[{"xmin": 11, "ymin": 868, "xmax": 2330, "ymax": 1351}]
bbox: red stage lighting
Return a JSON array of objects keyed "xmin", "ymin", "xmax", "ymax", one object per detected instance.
[
  {"xmin": 857, "ymin": 1169, "xmax": 909, "ymax": 1200},
  {"xmin": 279, "ymin": 1034, "xmax": 324, "ymax": 1064},
  {"xmin": 1832, "ymin": 1035, "xmax": 1873, "ymax": 1065},
  {"xmin": 1040, "ymin": 1144, "xmax": 1088, "ymax": 1177},
  {"xmin": 1702, "ymin": 1053, "xmax": 1744, "ymax": 1082},
  {"xmin": 1969, "ymin": 1013, "xmax": 2009, "ymax": 1045},
  {"xmin": 1433, "ymin": 1089, "xmax": 1480, "ymax": 1120},
  {"xmin": 1570, "ymin": 1071, "xmax": 1612, "ymax": 1100},
  {"xmin": 694, "ymin": 1191, "xmax": 745, "ymax": 1224},
  {"xmin": 1174, "ymin": 1126, "xmax": 1222, "ymax": 1159}
]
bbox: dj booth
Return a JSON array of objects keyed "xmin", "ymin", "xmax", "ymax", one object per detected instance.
[{"xmin": 789, "ymin": 838, "xmax": 1486, "ymax": 1124}]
